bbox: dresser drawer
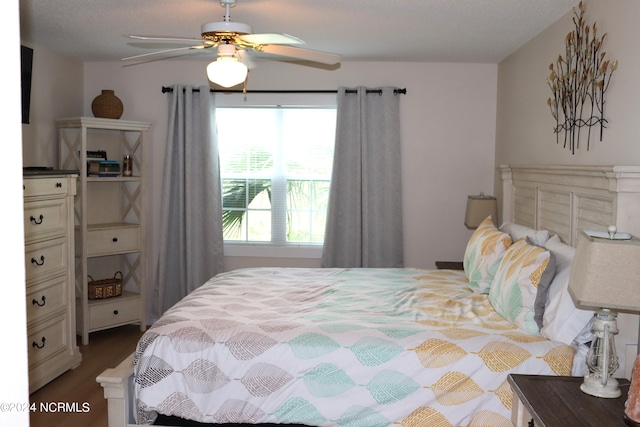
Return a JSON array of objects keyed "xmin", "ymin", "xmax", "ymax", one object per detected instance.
[
  {"xmin": 24, "ymin": 237, "xmax": 68, "ymax": 283},
  {"xmin": 26, "ymin": 275, "xmax": 68, "ymax": 325},
  {"xmin": 24, "ymin": 198, "xmax": 68, "ymax": 243},
  {"xmin": 79, "ymin": 224, "xmax": 140, "ymax": 257},
  {"xmin": 23, "ymin": 176, "xmax": 72, "ymax": 198},
  {"xmin": 27, "ymin": 314, "xmax": 69, "ymax": 368},
  {"xmin": 89, "ymin": 293, "xmax": 140, "ymax": 330}
]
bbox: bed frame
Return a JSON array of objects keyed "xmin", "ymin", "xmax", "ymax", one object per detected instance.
[
  {"xmin": 500, "ymin": 164, "xmax": 640, "ymax": 245},
  {"xmin": 97, "ymin": 164, "xmax": 640, "ymax": 427},
  {"xmin": 500, "ymin": 164, "xmax": 640, "ymax": 380}
]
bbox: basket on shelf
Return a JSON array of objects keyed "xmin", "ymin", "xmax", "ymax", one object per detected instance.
[
  {"xmin": 91, "ymin": 89, "xmax": 124, "ymax": 119},
  {"xmin": 87, "ymin": 271, "xmax": 123, "ymax": 299}
]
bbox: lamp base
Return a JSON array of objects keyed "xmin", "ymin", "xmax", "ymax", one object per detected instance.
[
  {"xmin": 625, "ymin": 415, "xmax": 640, "ymax": 427},
  {"xmin": 580, "ymin": 373, "xmax": 621, "ymax": 398}
]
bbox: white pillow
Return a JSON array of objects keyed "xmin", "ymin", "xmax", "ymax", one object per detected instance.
[
  {"xmin": 499, "ymin": 222, "xmax": 550, "ymax": 246},
  {"xmin": 540, "ymin": 235, "xmax": 595, "ymax": 345}
]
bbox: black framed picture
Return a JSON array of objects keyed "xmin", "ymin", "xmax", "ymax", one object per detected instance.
[{"xmin": 21, "ymin": 45, "xmax": 33, "ymax": 124}]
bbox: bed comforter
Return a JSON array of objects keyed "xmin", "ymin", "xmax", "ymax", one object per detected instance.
[{"xmin": 133, "ymin": 267, "xmax": 575, "ymax": 426}]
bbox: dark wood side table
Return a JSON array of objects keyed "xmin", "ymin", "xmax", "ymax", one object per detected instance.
[
  {"xmin": 508, "ymin": 374, "xmax": 631, "ymax": 427},
  {"xmin": 435, "ymin": 261, "xmax": 464, "ymax": 270}
]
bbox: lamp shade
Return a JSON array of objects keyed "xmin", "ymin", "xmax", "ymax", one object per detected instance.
[
  {"xmin": 568, "ymin": 230, "xmax": 640, "ymax": 312},
  {"xmin": 207, "ymin": 57, "xmax": 248, "ymax": 88},
  {"xmin": 464, "ymin": 194, "xmax": 498, "ymax": 229}
]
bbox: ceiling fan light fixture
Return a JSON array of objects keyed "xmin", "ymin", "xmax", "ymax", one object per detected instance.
[
  {"xmin": 122, "ymin": 0, "xmax": 340, "ymax": 70},
  {"xmin": 207, "ymin": 56, "xmax": 248, "ymax": 88}
]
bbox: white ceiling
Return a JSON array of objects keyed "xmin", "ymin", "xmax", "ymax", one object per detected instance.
[{"xmin": 19, "ymin": 0, "xmax": 578, "ymax": 64}]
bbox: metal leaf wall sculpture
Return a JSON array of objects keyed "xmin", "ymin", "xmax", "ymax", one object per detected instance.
[{"xmin": 547, "ymin": 1, "xmax": 617, "ymax": 154}]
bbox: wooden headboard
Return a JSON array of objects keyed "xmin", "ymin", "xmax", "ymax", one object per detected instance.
[
  {"xmin": 500, "ymin": 164, "xmax": 640, "ymax": 378},
  {"xmin": 500, "ymin": 164, "xmax": 640, "ymax": 246}
]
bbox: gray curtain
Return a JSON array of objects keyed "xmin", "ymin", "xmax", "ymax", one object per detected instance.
[
  {"xmin": 321, "ymin": 87, "xmax": 404, "ymax": 268},
  {"xmin": 153, "ymin": 85, "xmax": 224, "ymax": 318}
]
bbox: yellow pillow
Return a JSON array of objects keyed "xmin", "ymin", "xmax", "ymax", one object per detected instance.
[{"xmin": 463, "ymin": 216, "xmax": 512, "ymax": 293}]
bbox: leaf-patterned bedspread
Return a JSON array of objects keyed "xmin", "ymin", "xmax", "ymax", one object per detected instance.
[{"xmin": 133, "ymin": 267, "xmax": 574, "ymax": 426}]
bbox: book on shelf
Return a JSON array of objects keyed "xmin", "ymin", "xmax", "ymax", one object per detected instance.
[
  {"xmin": 88, "ymin": 159, "xmax": 121, "ymax": 176},
  {"xmin": 96, "ymin": 171, "xmax": 122, "ymax": 178},
  {"xmin": 86, "ymin": 151, "xmax": 111, "ymax": 176},
  {"xmin": 86, "ymin": 150, "xmax": 107, "ymax": 160},
  {"xmin": 99, "ymin": 160, "xmax": 120, "ymax": 169},
  {"xmin": 88, "ymin": 161, "xmax": 100, "ymax": 176}
]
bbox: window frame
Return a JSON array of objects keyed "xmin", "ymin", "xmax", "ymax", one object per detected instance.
[{"xmin": 215, "ymin": 93, "xmax": 337, "ymax": 258}]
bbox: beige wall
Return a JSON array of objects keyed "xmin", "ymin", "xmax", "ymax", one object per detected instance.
[
  {"xmin": 495, "ymin": 0, "xmax": 640, "ymax": 376},
  {"xmin": 496, "ymin": 0, "xmax": 640, "ymax": 170},
  {"xmin": 21, "ymin": 42, "xmax": 83, "ymax": 167},
  {"xmin": 79, "ymin": 59, "xmax": 498, "ymax": 282}
]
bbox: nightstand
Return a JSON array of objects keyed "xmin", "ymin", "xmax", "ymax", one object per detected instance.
[
  {"xmin": 435, "ymin": 261, "xmax": 464, "ymax": 270},
  {"xmin": 508, "ymin": 374, "xmax": 631, "ymax": 427}
]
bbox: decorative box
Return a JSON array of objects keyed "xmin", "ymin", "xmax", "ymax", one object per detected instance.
[{"xmin": 87, "ymin": 271, "xmax": 123, "ymax": 299}]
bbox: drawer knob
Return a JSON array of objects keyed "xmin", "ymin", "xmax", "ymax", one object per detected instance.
[
  {"xmin": 31, "ymin": 255, "xmax": 45, "ymax": 266},
  {"xmin": 32, "ymin": 337, "xmax": 46, "ymax": 349},
  {"xmin": 32, "ymin": 296, "xmax": 46, "ymax": 307},
  {"xmin": 113, "ymin": 310, "xmax": 119, "ymax": 315},
  {"xmin": 112, "ymin": 237, "xmax": 118, "ymax": 242},
  {"xmin": 56, "ymin": 182, "xmax": 62, "ymax": 188},
  {"xmin": 30, "ymin": 214, "xmax": 44, "ymax": 225}
]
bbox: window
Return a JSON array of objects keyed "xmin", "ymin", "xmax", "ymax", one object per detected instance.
[{"xmin": 217, "ymin": 106, "xmax": 336, "ymax": 246}]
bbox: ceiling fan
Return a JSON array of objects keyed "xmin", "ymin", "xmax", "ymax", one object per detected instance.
[{"xmin": 123, "ymin": 0, "xmax": 341, "ymax": 87}]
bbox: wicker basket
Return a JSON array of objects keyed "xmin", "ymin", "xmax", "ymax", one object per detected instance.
[
  {"xmin": 87, "ymin": 271, "xmax": 123, "ymax": 299},
  {"xmin": 91, "ymin": 89, "xmax": 123, "ymax": 119}
]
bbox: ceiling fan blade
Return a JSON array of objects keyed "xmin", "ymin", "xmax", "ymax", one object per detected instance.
[
  {"xmin": 126, "ymin": 34, "xmax": 212, "ymax": 45},
  {"xmin": 237, "ymin": 49, "xmax": 257, "ymax": 70},
  {"xmin": 122, "ymin": 50, "xmax": 207, "ymax": 67},
  {"xmin": 122, "ymin": 45, "xmax": 209, "ymax": 62},
  {"xmin": 237, "ymin": 33, "xmax": 304, "ymax": 46},
  {"xmin": 258, "ymin": 44, "xmax": 340, "ymax": 65}
]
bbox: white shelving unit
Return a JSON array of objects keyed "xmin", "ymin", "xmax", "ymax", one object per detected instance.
[{"xmin": 58, "ymin": 117, "xmax": 150, "ymax": 344}]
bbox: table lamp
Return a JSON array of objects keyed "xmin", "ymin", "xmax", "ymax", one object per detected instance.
[
  {"xmin": 568, "ymin": 227, "xmax": 640, "ymax": 398},
  {"xmin": 464, "ymin": 192, "xmax": 498, "ymax": 229}
]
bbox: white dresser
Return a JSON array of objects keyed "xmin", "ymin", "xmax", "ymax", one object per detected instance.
[{"xmin": 23, "ymin": 172, "xmax": 82, "ymax": 392}]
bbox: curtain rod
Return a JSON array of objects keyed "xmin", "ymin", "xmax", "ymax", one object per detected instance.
[{"xmin": 161, "ymin": 86, "xmax": 406, "ymax": 95}]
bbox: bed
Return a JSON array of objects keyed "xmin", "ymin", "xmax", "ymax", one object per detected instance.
[{"xmin": 98, "ymin": 164, "xmax": 640, "ymax": 427}]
